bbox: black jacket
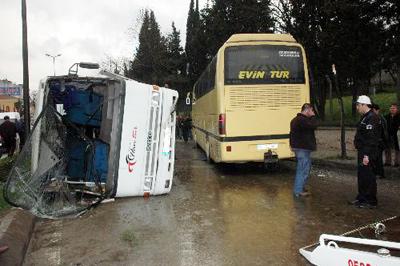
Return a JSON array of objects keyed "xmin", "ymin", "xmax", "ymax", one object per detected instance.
[
  {"xmin": 354, "ymin": 110, "xmax": 380, "ymax": 157},
  {"xmin": 377, "ymin": 114, "xmax": 389, "ymax": 149},
  {"xmin": 290, "ymin": 113, "xmax": 317, "ymax": 151},
  {"xmin": 0, "ymin": 120, "xmax": 17, "ymax": 143},
  {"xmin": 384, "ymin": 113, "xmax": 400, "ymax": 137}
]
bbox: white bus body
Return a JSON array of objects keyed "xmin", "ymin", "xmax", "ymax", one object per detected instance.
[{"xmin": 33, "ymin": 71, "xmax": 178, "ymax": 197}]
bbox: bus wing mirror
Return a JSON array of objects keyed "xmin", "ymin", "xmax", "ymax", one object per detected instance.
[{"xmin": 186, "ymin": 92, "xmax": 191, "ymax": 105}]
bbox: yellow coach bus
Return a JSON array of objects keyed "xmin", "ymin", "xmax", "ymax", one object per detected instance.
[{"xmin": 191, "ymin": 33, "xmax": 310, "ymax": 164}]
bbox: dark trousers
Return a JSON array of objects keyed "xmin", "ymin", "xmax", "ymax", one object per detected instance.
[
  {"xmin": 374, "ymin": 147, "xmax": 385, "ymax": 177},
  {"xmin": 182, "ymin": 129, "xmax": 189, "ymax": 142},
  {"xmin": 19, "ymin": 134, "xmax": 25, "ymax": 152},
  {"xmin": 385, "ymin": 149, "xmax": 400, "ymax": 166},
  {"xmin": 385, "ymin": 134, "xmax": 400, "ymax": 165},
  {"xmin": 4, "ymin": 139, "xmax": 16, "ymax": 157},
  {"xmin": 356, "ymin": 152, "xmax": 377, "ymax": 205}
]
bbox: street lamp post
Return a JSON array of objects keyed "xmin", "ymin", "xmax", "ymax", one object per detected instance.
[{"xmin": 45, "ymin": 53, "xmax": 62, "ymax": 76}]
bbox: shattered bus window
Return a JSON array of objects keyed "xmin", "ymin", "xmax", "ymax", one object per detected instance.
[{"xmin": 4, "ymin": 105, "xmax": 105, "ymax": 218}]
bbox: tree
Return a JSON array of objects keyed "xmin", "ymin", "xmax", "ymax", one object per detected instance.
[
  {"xmin": 328, "ymin": 0, "xmax": 384, "ymax": 117},
  {"xmin": 203, "ymin": 0, "xmax": 274, "ymax": 56},
  {"xmin": 273, "ymin": 0, "xmax": 331, "ymax": 119},
  {"xmin": 273, "ymin": 0, "xmax": 386, "ymax": 119},
  {"xmin": 129, "ymin": 10, "xmax": 168, "ymax": 85},
  {"xmin": 101, "ymin": 55, "xmax": 130, "ymax": 74},
  {"xmin": 165, "ymin": 22, "xmax": 187, "ymax": 90},
  {"xmin": 381, "ymin": 0, "xmax": 400, "ymax": 102},
  {"xmin": 185, "ymin": 0, "xmax": 202, "ymax": 86},
  {"xmin": 186, "ymin": 0, "xmax": 275, "ymax": 84}
]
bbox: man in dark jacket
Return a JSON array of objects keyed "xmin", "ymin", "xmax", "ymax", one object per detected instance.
[
  {"xmin": 351, "ymin": 95, "xmax": 380, "ymax": 208},
  {"xmin": 0, "ymin": 116, "xmax": 17, "ymax": 157},
  {"xmin": 289, "ymin": 103, "xmax": 317, "ymax": 197},
  {"xmin": 372, "ymin": 104, "xmax": 388, "ymax": 178},
  {"xmin": 384, "ymin": 103, "xmax": 400, "ymax": 167}
]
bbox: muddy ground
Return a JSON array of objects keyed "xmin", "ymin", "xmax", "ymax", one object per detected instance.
[{"xmin": 23, "ymin": 135, "xmax": 400, "ymax": 266}]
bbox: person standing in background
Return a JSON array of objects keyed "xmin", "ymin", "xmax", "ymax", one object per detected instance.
[
  {"xmin": 384, "ymin": 103, "xmax": 400, "ymax": 167},
  {"xmin": 16, "ymin": 116, "xmax": 26, "ymax": 152},
  {"xmin": 0, "ymin": 116, "xmax": 17, "ymax": 157},
  {"xmin": 372, "ymin": 104, "xmax": 388, "ymax": 178},
  {"xmin": 175, "ymin": 115, "xmax": 182, "ymax": 140}
]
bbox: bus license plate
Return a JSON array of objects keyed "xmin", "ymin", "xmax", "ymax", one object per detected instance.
[{"xmin": 257, "ymin": 144, "xmax": 278, "ymax": 150}]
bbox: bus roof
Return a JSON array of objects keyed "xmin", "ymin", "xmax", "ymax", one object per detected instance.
[{"xmin": 226, "ymin": 34, "xmax": 297, "ymax": 44}]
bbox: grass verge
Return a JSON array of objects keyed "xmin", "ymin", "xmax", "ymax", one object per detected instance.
[
  {"xmin": 0, "ymin": 183, "xmax": 9, "ymax": 211},
  {"xmin": 0, "ymin": 156, "xmax": 15, "ymax": 212},
  {"xmin": 323, "ymin": 92, "xmax": 397, "ymax": 125}
]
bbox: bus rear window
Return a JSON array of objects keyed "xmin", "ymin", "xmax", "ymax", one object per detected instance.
[{"xmin": 224, "ymin": 45, "xmax": 305, "ymax": 85}]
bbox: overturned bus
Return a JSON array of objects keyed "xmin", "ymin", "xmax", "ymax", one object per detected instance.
[{"xmin": 4, "ymin": 63, "xmax": 178, "ymax": 218}]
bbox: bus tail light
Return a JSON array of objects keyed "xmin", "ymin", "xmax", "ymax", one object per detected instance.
[{"xmin": 219, "ymin": 114, "xmax": 226, "ymax": 135}]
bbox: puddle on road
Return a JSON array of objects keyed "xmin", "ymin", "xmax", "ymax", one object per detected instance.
[{"xmin": 25, "ymin": 142, "xmax": 400, "ymax": 265}]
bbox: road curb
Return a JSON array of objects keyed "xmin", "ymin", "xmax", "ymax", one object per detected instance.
[
  {"xmin": 312, "ymin": 158, "xmax": 356, "ymax": 171},
  {"xmin": 0, "ymin": 208, "xmax": 36, "ymax": 266},
  {"xmin": 312, "ymin": 158, "xmax": 400, "ymax": 178}
]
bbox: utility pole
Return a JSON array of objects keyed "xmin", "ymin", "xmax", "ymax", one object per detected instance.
[
  {"xmin": 45, "ymin": 53, "xmax": 62, "ymax": 76},
  {"xmin": 22, "ymin": 0, "xmax": 30, "ymax": 135}
]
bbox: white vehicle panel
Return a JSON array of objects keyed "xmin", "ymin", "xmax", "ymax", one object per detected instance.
[
  {"xmin": 300, "ymin": 234, "xmax": 400, "ymax": 266},
  {"xmin": 153, "ymin": 88, "xmax": 178, "ymax": 195},
  {"xmin": 115, "ymin": 80, "xmax": 152, "ymax": 197},
  {"xmin": 115, "ymin": 79, "xmax": 178, "ymax": 197}
]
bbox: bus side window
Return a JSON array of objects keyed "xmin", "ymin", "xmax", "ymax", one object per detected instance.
[
  {"xmin": 210, "ymin": 57, "xmax": 216, "ymax": 89},
  {"xmin": 195, "ymin": 55, "xmax": 217, "ymax": 100}
]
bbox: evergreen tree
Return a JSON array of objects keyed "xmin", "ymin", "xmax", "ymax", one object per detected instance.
[
  {"xmin": 130, "ymin": 10, "xmax": 151, "ymax": 82},
  {"xmin": 130, "ymin": 10, "xmax": 168, "ymax": 85},
  {"xmin": 165, "ymin": 22, "xmax": 187, "ymax": 89},
  {"xmin": 275, "ymin": 0, "xmax": 386, "ymax": 118},
  {"xmin": 149, "ymin": 10, "xmax": 169, "ymax": 84},
  {"xmin": 186, "ymin": 0, "xmax": 275, "ymax": 84},
  {"xmin": 381, "ymin": 0, "xmax": 400, "ymax": 101},
  {"xmin": 185, "ymin": 0, "xmax": 202, "ymax": 85}
]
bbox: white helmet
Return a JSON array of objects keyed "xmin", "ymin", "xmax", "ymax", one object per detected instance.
[{"xmin": 356, "ymin": 95, "xmax": 371, "ymax": 105}]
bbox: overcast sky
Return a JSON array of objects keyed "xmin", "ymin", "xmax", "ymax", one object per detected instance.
[{"xmin": 0, "ymin": 0, "xmax": 203, "ymax": 89}]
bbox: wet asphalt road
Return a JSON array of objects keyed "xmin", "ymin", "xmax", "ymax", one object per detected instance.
[{"xmin": 24, "ymin": 141, "xmax": 400, "ymax": 265}]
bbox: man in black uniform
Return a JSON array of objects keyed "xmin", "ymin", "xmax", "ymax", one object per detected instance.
[{"xmin": 351, "ymin": 95, "xmax": 380, "ymax": 208}]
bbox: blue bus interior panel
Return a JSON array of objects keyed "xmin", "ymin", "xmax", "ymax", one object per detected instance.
[
  {"xmin": 86, "ymin": 140, "xmax": 109, "ymax": 183},
  {"xmin": 66, "ymin": 90, "xmax": 103, "ymax": 127},
  {"xmin": 66, "ymin": 138, "xmax": 88, "ymax": 181},
  {"xmin": 49, "ymin": 82, "xmax": 103, "ymax": 127},
  {"xmin": 66, "ymin": 139, "xmax": 109, "ymax": 183}
]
